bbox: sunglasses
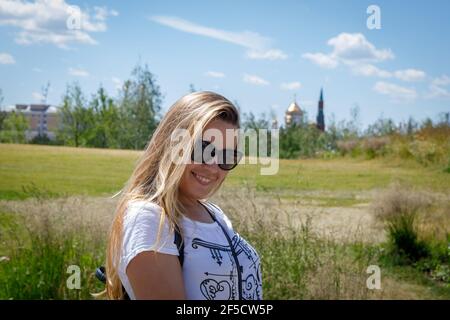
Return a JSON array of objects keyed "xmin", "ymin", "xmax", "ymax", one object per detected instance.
[{"xmin": 191, "ymin": 140, "xmax": 243, "ymax": 171}]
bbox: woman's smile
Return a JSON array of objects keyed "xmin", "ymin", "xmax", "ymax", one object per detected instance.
[{"xmin": 191, "ymin": 171, "xmax": 216, "ymax": 186}]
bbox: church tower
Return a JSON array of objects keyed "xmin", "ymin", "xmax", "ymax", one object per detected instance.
[
  {"xmin": 285, "ymin": 95, "xmax": 304, "ymax": 127},
  {"xmin": 316, "ymin": 88, "xmax": 325, "ymax": 132}
]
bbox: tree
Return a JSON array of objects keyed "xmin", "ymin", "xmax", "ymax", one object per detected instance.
[
  {"xmin": 118, "ymin": 63, "xmax": 162, "ymax": 149},
  {"xmin": 40, "ymin": 81, "xmax": 51, "ymax": 104},
  {"xmin": 337, "ymin": 105, "xmax": 361, "ymax": 139},
  {"xmin": 57, "ymin": 83, "xmax": 92, "ymax": 147},
  {"xmin": 0, "ymin": 88, "xmax": 6, "ymax": 131},
  {"xmin": 241, "ymin": 111, "xmax": 270, "ymax": 130},
  {"xmin": 88, "ymin": 86, "xmax": 120, "ymax": 148},
  {"xmin": 189, "ymin": 84, "xmax": 197, "ymax": 93},
  {"xmin": 365, "ymin": 115, "xmax": 397, "ymax": 136},
  {"xmin": 405, "ymin": 116, "xmax": 418, "ymax": 135},
  {"xmin": 0, "ymin": 111, "xmax": 29, "ymax": 143}
]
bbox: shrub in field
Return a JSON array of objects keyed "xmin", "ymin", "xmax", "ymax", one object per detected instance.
[
  {"xmin": 337, "ymin": 139, "xmax": 359, "ymax": 157},
  {"xmin": 372, "ymin": 184, "xmax": 432, "ymax": 263},
  {"xmin": 407, "ymin": 140, "xmax": 440, "ymax": 167},
  {"xmin": 387, "ymin": 124, "xmax": 450, "ymax": 169},
  {"xmin": 361, "ymin": 136, "xmax": 389, "ymax": 159}
]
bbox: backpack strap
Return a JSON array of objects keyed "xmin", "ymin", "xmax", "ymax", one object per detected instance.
[{"xmin": 173, "ymin": 226, "xmax": 184, "ymax": 267}]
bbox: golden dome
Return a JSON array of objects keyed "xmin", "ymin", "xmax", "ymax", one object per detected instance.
[{"xmin": 286, "ymin": 101, "xmax": 302, "ymax": 114}]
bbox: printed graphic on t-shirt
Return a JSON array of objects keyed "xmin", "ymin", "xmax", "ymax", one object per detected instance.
[{"xmin": 191, "ymin": 232, "xmax": 262, "ymax": 300}]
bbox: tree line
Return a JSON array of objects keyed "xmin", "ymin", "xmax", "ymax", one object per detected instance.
[
  {"xmin": 0, "ymin": 63, "xmax": 162, "ymax": 150},
  {"xmin": 0, "ymin": 64, "xmax": 449, "ymax": 161}
]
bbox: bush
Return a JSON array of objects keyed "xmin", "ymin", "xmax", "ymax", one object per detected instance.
[
  {"xmin": 361, "ymin": 136, "xmax": 389, "ymax": 159},
  {"xmin": 30, "ymin": 134, "xmax": 59, "ymax": 145},
  {"xmin": 372, "ymin": 184, "xmax": 432, "ymax": 263},
  {"xmin": 337, "ymin": 139, "xmax": 359, "ymax": 156},
  {"xmin": 385, "ymin": 213, "xmax": 430, "ymax": 263}
]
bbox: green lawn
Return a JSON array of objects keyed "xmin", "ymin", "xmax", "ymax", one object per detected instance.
[{"xmin": 1, "ymin": 143, "xmax": 449, "ymax": 201}]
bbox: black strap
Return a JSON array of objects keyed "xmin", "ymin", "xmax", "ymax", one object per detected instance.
[{"xmin": 174, "ymin": 226, "xmax": 184, "ymax": 267}]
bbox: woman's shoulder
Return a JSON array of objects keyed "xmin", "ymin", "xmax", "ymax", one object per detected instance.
[
  {"xmin": 123, "ymin": 199, "xmax": 165, "ymax": 226},
  {"xmin": 205, "ymin": 201, "xmax": 233, "ymax": 229}
]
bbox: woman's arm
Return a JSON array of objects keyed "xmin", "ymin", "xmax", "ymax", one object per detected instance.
[{"xmin": 126, "ymin": 251, "xmax": 186, "ymax": 299}]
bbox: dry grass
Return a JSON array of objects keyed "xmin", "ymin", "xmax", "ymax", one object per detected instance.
[
  {"xmin": 371, "ymin": 183, "xmax": 450, "ymax": 243},
  {"xmin": 214, "ymin": 187, "xmax": 385, "ymax": 243},
  {"xmin": 1, "ymin": 185, "xmax": 448, "ymax": 299},
  {"xmin": 0, "ymin": 192, "xmax": 382, "ymax": 299}
]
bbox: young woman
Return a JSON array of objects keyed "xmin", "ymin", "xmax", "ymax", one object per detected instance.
[{"xmin": 104, "ymin": 91, "xmax": 263, "ymax": 300}]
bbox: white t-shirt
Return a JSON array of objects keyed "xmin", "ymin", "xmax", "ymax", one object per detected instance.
[{"xmin": 118, "ymin": 200, "xmax": 263, "ymax": 300}]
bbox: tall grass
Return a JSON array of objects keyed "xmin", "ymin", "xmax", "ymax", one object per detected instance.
[
  {"xmin": 0, "ymin": 196, "xmax": 110, "ymax": 299},
  {"xmin": 371, "ymin": 184, "xmax": 432, "ymax": 263},
  {"xmin": 0, "ymin": 187, "xmax": 382, "ymax": 300},
  {"xmin": 371, "ymin": 184, "xmax": 449, "ymax": 286},
  {"xmin": 213, "ymin": 188, "xmax": 379, "ymax": 299}
]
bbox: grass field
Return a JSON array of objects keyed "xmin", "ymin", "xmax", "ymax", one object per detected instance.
[
  {"xmin": 1, "ymin": 143, "xmax": 449, "ymax": 202},
  {"xmin": 0, "ymin": 143, "xmax": 449, "ymax": 299}
]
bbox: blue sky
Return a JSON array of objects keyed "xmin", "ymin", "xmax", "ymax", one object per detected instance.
[{"xmin": 0, "ymin": 0, "xmax": 449, "ymax": 129}]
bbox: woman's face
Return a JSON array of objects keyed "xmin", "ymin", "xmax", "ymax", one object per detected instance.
[{"xmin": 178, "ymin": 119, "xmax": 238, "ymax": 202}]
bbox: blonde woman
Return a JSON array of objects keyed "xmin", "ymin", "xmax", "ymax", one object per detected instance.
[{"xmin": 102, "ymin": 91, "xmax": 263, "ymax": 300}]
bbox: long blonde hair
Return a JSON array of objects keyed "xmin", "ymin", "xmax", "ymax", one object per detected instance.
[{"xmin": 102, "ymin": 91, "xmax": 239, "ymax": 299}]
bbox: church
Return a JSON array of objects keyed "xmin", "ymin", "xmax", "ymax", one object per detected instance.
[{"xmin": 282, "ymin": 88, "xmax": 325, "ymax": 131}]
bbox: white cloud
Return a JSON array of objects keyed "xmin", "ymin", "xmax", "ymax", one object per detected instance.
[
  {"xmin": 32, "ymin": 67, "xmax": 43, "ymax": 72},
  {"xmin": 68, "ymin": 67, "xmax": 89, "ymax": 77},
  {"xmin": 351, "ymin": 64, "xmax": 427, "ymax": 83},
  {"xmin": 303, "ymin": 33, "xmax": 427, "ymax": 83},
  {"xmin": 0, "ymin": 52, "xmax": 15, "ymax": 64},
  {"xmin": 247, "ymin": 49, "xmax": 287, "ymax": 60},
  {"xmin": 280, "ymin": 82, "xmax": 302, "ymax": 90},
  {"xmin": 32, "ymin": 91, "xmax": 44, "ymax": 102},
  {"xmin": 243, "ymin": 73, "xmax": 269, "ymax": 86},
  {"xmin": 0, "ymin": 0, "xmax": 118, "ymax": 48},
  {"xmin": 427, "ymin": 84, "xmax": 450, "ymax": 99},
  {"xmin": 352, "ymin": 64, "xmax": 392, "ymax": 78},
  {"xmin": 373, "ymin": 81, "xmax": 417, "ymax": 102},
  {"xmin": 205, "ymin": 71, "xmax": 225, "ymax": 78},
  {"xmin": 94, "ymin": 6, "xmax": 118, "ymax": 21},
  {"xmin": 151, "ymin": 15, "xmax": 268, "ymax": 49},
  {"xmin": 432, "ymin": 75, "xmax": 450, "ymax": 87},
  {"xmin": 426, "ymin": 75, "xmax": 450, "ymax": 99},
  {"xmin": 303, "ymin": 33, "xmax": 394, "ymax": 70},
  {"xmin": 328, "ymin": 33, "xmax": 394, "ymax": 62},
  {"xmin": 394, "ymin": 69, "xmax": 426, "ymax": 82},
  {"xmin": 150, "ymin": 15, "xmax": 286, "ymax": 60},
  {"xmin": 302, "ymin": 52, "xmax": 338, "ymax": 69}
]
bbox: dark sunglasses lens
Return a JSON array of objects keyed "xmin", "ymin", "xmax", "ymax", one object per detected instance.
[
  {"xmin": 191, "ymin": 140, "xmax": 215, "ymax": 163},
  {"xmin": 218, "ymin": 150, "xmax": 242, "ymax": 170},
  {"xmin": 191, "ymin": 140, "xmax": 242, "ymax": 171},
  {"xmin": 191, "ymin": 140, "xmax": 202, "ymax": 163}
]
